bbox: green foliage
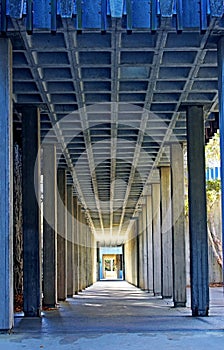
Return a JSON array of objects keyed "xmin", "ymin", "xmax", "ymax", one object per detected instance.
[
  {"xmin": 205, "ymin": 130, "xmax": 220, "ymax": 168},
  {"xmin": 206, "ymin": 179, "xmax": 221, "ymax": 193},
  {"xmin": 185, "ymin": 130, "xmax": 221, "ymax": 218},
  {"xmin": 205, "ymin": 131, "xmax": 221, "ymax": 212},
  {"xmin": 206, "ymin": 179, "xmax": 221, "ymax": 213}
]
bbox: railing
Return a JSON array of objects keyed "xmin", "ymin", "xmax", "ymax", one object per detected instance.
[{"xmin": 206, "ymin": 167, "xmax": 221, "ymax": 181}]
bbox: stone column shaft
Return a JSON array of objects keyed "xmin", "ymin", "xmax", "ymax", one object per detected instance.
[
  {"xmin": 142, "ymin": 204, "xmax": 148, "ymax": 290},
  {"xmin": 43, "ymin": 144, "xmax": 57, "ymax": 307},
  {"xmin": 152, "ymin": 183, "xmax": 161, "ymax": 296},
  {"xmin": 146, "ymin": 195, "xmax": 154, "ymax": 293},
  {"xmin": 160, "ymin": 167, "xmax": 173, "ymax": 298},
  {"xmin": 171, "ymin": 144, "xmax": 186, "ymax": 307},
  {"xmin": 73, "ymin": 196, "xmax": 78, "ymax": 294},
  {"xmin": 186, "ymin": 105, "xmax": 209, "ymax": 316},
  {"xmin": 22, "ymin": 106, "xmax": 41, "ymax": 317},
  {"xmin": 57, "ymin": 169, "xmax": 67, "ymax": 301},
  {"xmin": 171, "ymin": 144, "xmax": 187, "ymax": 307},
  {"xmin": 0, "ymin": 38, "xmax": 13, "ymax": 330},
  {"xmin": 67, "ymin": 185, "xmax": 74, "ymax": 297}
]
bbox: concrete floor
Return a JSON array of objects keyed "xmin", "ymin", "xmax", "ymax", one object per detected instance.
[{"xmin": 1, "ymin": 281, "xmax": 224, "ymax": 349}]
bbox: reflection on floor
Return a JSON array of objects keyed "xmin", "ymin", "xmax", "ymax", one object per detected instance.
[{"xmin": 4, "ymin": 281, "xmax": 224, "ymax": 350}]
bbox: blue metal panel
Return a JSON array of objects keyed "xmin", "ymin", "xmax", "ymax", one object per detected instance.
[
  {"xmin": 9, "ymin": 0, "xmax": 24, "ymax": 18},
  {"xmin": 132, "ymin": 0, "xmax": 150, "ymax": 29},
  {"xmin": 33, "ymin": 0, "xmax": 51, "ymax": 29},
  {"xmin": 101, "ymin": 0, "xmax": 107, "ymax": 31},
  {"xmin": 51, "ymin": 0, "xmax": 57, "ymax": 33},
  {"xmin": 151, "ymin": 0, "xmax": 160, "ymax": 31},
  {"xmin": 58, "ymin": 0, "xmax": 74, "ymax": 18},
  {"xmin": 182, "ymin": 0, "xmax": 200, "ymax": 28},
  {"xmin": 160, "ymin": 0, "xmax": 174, "ymax": 17},
  {"xmin": 82, "ymin": 0, "xmax": 101, "ymax": 28},
  {"xmin": 2, "ymin": 0, "xmax": 224, "ymax": 32},
  {"xmin": 0, "ymin": 0, "xmax": 7, "ymax": 32},
  {"xmin": 200, "ymin": 0, "xmax": 209, "ymax": 32},
  {"xmin": 76, "ymin": 0, "xmax": 82, "ymax": 31},
  {"xmin": 210, "ymin": 0, "xmax": 223, "ymax": 17},
  {"xmin": 124, "ymin": 0, "xmax": 132, "ymax": 31},
  {"xmin": 175, "ymin": 0, "xmax": 183, "ymax": 32},
  {"xmin": 109, "ymin": 0, "xmax": 124, "ymax": 18},
  {"xmin": 26, "ymin": 0, "xmax": 33, "ymax": 34},
  {"xmin": 107, "ymin": 0, "xmax": 111, "ymax": 15}
]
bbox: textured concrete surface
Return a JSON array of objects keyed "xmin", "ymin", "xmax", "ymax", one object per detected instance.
[{"xmin": 1, "ymin": 281, "xmax": 224, "ymax": 349}]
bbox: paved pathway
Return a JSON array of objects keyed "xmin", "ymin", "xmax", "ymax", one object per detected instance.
[{"xmin": 1, "ymin": 281, "xmax": 224, "ymax": 349}]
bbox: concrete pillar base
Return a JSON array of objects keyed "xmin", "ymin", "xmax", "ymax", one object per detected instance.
[
  {"xmin": 174, "ymin": 302, "xmax": 186, "ymax": 308},
  {"xmin": 192, "ymin": 308, "xmax": 209, "ymax": 317}
]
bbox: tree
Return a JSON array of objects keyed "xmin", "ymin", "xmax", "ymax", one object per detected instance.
[
  {"xmin": 206, "ymin": 130, "xmax": 220, "ymax": 168},
  {"xmin": 205, "ymin": 131, "xmax": 222, "ymax": 268}
]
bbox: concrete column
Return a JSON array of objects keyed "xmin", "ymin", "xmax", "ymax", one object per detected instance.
[
  {"xmin": 136, "ymin": 218, "xmax": 140, "ymax": 288},
  {"xmin": 22, "ymin": 106, "xmax": 41, "ymax": 317},
  {"xmin": 122, "ymin": 244, "xmax": 125, "ymax": 281},
  {"xmin": 73, "ymin": 196, "xmax": 78, "ymax": 294},
  {"xmin": 57, "ymin": 169, "xmax": 67, "ymax": 301},
  {"xmin": 0, "ymin": 39, "xmax": 13, "ymax": 330},
  {"xmin": 152, "ymin": 183, "xmax": 161, "ymax": 296},
  {"xmin": 87, "ymin": 228, "xmax": 91, "ymax": 286},
  {"xmin": 67, "ymin": 185, "xmax": 74, "ymax": 297},
  {"xmin": 81, "ymin": 210, "xmax": 87, "ymax": 289},
  {"xmin": 160, "ymin": 167, "xmax": 173, "ymax": 298},
  {"xmin": 142, "ymin": 203, "xmax": 148, "ymax": 290},
  {"xmin": 186, "ymin": 105, "xmax": 209, "ymax": 316},
  {"xmin": 171, "ymin": 144, "xmax": 186, "ymax": 307},
  {"xmin": 91, "ymin": 235, "xmax": 95, "ymax": 284},
  {"xmin": 43, "ymin": 144, "xmax": 57, "ymax": 307},
  {"xmin": 96, "ymin": 242, "xmax": 100, "ymax": 281},
  {"xmin": 138, "ymin": 210, "xmax": 144, "ymax": 289},
  {"xmin": 90, "ymin": 230, "xmax": 93, "ymax": 284},
  {"xmin": 91, "ymin": 232, "xmax": 95, "ymax": 284},
  {"xmin": 146, "ymin": 195, "xmax": 154, "ymax": 293},
  {"xmin": 217, "ymin": 37, "xmax": 224, "ymax": 295},
  {"xmin": 78, "ymin": 204, "xmax": 82, "ymax": 291},
  {"xmin": 85, "ymin": 226, "xmax": 88, "ymax": 287},
  {"xmin": 81, "ymin": 216, "xmax": 86, "ymax": 289},
  {"xmin": 86, "ymin": 228, "xmax": 89, "ymax": 287}
]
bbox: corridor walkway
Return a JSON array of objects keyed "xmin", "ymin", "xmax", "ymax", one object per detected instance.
[{"xmin": 1, "ymin": 281, "xmax": 224, "ymax": 349}]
